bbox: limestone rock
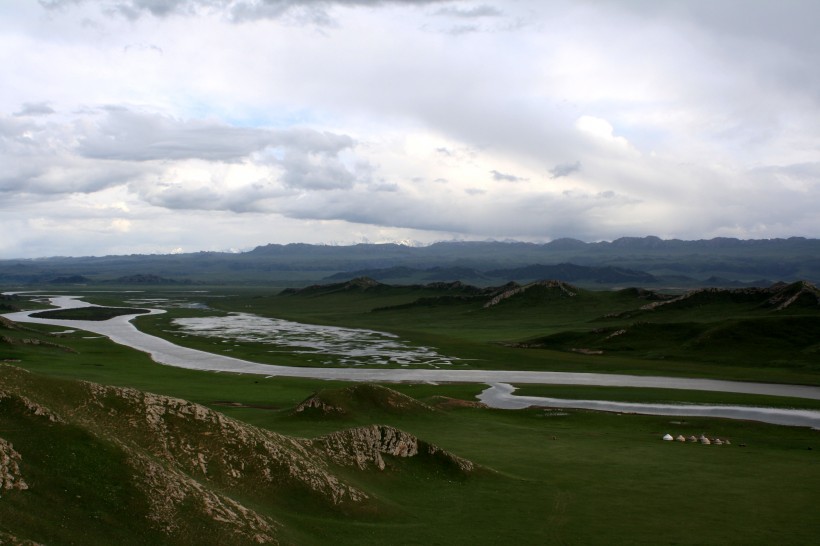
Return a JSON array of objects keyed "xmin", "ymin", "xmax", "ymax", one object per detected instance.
[
  {"xmin": 0, "ymin": 437, "xmax": 28, "ymax": 492},
  {"xmin": 311, "ymin": 424, "xmax": 475, "ymax": 474}
]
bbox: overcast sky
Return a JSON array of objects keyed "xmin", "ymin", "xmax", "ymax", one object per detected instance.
[{"xmin": 2, "ymin": 0, "xmax": 819, "ymax": 258}]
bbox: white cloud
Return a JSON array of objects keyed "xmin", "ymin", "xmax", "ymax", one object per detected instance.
[
  {"xmin": 575, "ymin": 116, "xmax": 636, "ymax": 155},
  {"xmin": 1, "ymin": 0, "xmax": 820, "ymax": 257}
]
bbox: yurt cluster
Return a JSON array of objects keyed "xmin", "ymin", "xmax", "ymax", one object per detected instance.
[{"xmin": 662, "ymin": 433, "xmax": 730, "ymax": 445}]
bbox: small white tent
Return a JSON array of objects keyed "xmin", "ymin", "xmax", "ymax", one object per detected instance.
[{"xmin": 662, "ymin": 433, "xmax": 674, "ymax": 441}]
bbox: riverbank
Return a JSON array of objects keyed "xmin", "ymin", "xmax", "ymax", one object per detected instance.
[{"xmin": 5, "ymin": 293, "xmax": 820, "ymax": 428}]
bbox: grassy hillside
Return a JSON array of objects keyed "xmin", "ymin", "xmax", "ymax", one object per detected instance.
[
  {"xmin": 2, "ymin": 307, "xmax": 820, "ymax": 545},
  {"xmin": 108, "ymin": 280, "xmax": 820, "ymax": 385},
  {"xmin": 2, "ymin": 360, "xmax": 819, "ymax": 546},
  {"xmin": 0, "ymin": 364, "xmax": 478, "ymax": 545}
]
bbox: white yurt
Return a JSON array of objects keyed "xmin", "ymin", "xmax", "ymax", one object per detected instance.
[{"xmin": 662, "ymin": 433, "xmax": 674, "ymax": 441}]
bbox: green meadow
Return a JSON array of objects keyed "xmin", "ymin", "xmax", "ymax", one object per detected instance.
[
  {"xmin": 1, "ymin": 282, "xmax": 819, "ymax": 544},
  {"xmin": 97, "ymin": 280, "xmax": 820, "ymax": 385}
]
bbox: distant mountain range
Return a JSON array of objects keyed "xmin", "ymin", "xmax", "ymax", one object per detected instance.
[
  {"xmin": 324, "ymin": 263, "xmax": 659, "ymax": 285},
  {"xmin": 1, "ymin": 236, "xmax": 818, "ymax": 286}
]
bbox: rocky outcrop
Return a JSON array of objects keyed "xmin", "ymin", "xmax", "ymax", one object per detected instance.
[
  {"xmin": 0, "ymin": 438, "xmax": 28, "ymax": 493},
  {"xmin": 0, "ymin": 388, "xmax": 64, "ymax": 424},
  {"xmin": 0, "ymin": 317, "xmax": 77, "ymax": 353},
  {"xmin": 0, "ymin": 364, "xmax": 480, "ymax": 544},
  {"xmin": 79, "ymin": 382, "xmax": 369, "ymax": 506},
  {"xmin": 483, "ymin": 280, "xmax": 577, "ymax": 308},
  {"xmin": 640, "ymin": 282, "xmax": 820, "ymax": 312},
  {"xmin": 0, "ymin": 530, "xmax": 43, "ymax": 546},
  {"xmin": 292, "ymin": 394, "xmax": 347, "ymax": 415},
  {"xmin": 0, "ymin": 335, "xmax": 76, "ymax": 353},
  {"xmin": 311, "ymin": 424, "xmax": 475, "ymax": 474},
  {"xmin": 763, "ymin": 281, "xmax": 820, "ymax": 310},
  {"xmin": 0, "ymin": 317, "xmax": 64, "ymax": 338},
  {"xmin": 129, "ymin": 450, "xmax": 279, "ymax": 544}
]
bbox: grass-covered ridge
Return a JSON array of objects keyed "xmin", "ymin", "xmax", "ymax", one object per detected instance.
[
  {"xmin": 0, "ymin": 283, "xmax": 820, "ymax": 545},
  {"xmin": 0, "ymin": 364, "xmax": 481, "ymax": 545},
  {"xmin": 2, "ymin": 360, "xmax": 820, "ymax": 545},
  {"xmin": 112, "ymin": 279, "xmax": 820, "ymax": 385}
]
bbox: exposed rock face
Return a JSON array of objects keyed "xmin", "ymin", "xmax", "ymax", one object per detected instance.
[
  {"xmin": 0, "ymin": 389, "xmax": 64, "ymax": 424},
  {"xmin": 311, "ymin": 425, "xmax": 475, "ymax": 474},
  {"xmin": 0, "ymin": 317, "xmax": 76, "ymax": 352},
  {"xmin": 764, "ymin": 281, "xmax": 820, "ymax": 310},
  {"xmin": 129, "ymin": 450, "xmax": 278, "ymax": 544},
  {"xmin": 0, "ymin": 365, "xmax": 480, "ymax": 544},
  {"xmin": 483, "ymin": 280, "xmax": 577, "ymax": 308},
  {"xmin": 0, "ymin": 530, "xmax": 43, "ymax": 546},
  {"xmin": 292, "ymin": 394, "xmax": 348, "ymax": 415},
  {"xmin": 79, "ymin": 382, "xmax": 369, "ymax": 506},
  {"xmin": 640, "ymin": 282, "xmax": 820, "ymax": 312},
  {"xmin": 0, "ymin": 438, "xmax": 28, "ymax": 492},
  {"xmin": 0, "ymin": 335, "xmax": 76, "ymax": 352}
]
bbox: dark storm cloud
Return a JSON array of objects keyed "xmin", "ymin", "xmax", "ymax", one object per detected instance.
[
  {"xmin": 13, "ymin": 102, "xmax": 56, "ymax": 117},
  {"xmin": 40, "ymin": 0, "xmax": 453, "ymax": 22},
  {"xmin": 77, "ymin": 108, "xmax": 275, "ymax": 162},
  {"xmin": 490, "ymin": 170, "xmax": 527, "ymax": 183},
  {"xmin": 434, "ymin": 4, "xmax": 501, "ymax": 18},
  {"xmin": 549, "ymin": 161, "xmax": 581, "ymax": 179},
  {"xmin": 136, "ymin": 179, "xmax": 294, "ymax": 212},
  {"xmin": 276, "ymin": 183, "xmax": 632, "ymax": 241},
  {"xmin": 77, "ymin": 108, "xmax": 355, "ymax": 163},
  {"xmin": 279, "ymin": 151, "xmax": 357, "ymax": 190}
]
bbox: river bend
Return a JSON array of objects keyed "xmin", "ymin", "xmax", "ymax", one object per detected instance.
[{"xmin": 5, "ymin": 294, "xmax": 820, "ymax": 428}]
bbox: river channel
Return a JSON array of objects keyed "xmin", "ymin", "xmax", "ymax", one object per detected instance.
[{"xmin": 5, "ymin": 294, "xmax": 820, "ymax": 429}]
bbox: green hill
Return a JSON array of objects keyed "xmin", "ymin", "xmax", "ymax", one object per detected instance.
[
  {"xmin": 519, "ymin": 283, "xmax": 820, "ymax": 369},
  {"xmin": 0, "ymin": 365, "xmax": 478, "ymax": 545},
  {"xmin": 292, "ymin": 384, "xmax": 438, "ymax": 419}
]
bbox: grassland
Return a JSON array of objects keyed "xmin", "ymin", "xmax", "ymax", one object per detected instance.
[
  {"xmin": 84, "ymin": 280, "xmax": 820, "ymax": 386},
  {"xmin": 2, "ymin": 283, "xmax": 820, "ymax": 544}
]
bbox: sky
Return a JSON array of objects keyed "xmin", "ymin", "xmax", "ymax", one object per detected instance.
[{"xmin": 2, "ymin": 0, "xmax": 820, "ymax": 258}]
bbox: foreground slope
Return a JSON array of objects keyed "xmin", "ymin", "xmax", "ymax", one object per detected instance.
[
  {"xmin": 0, "ymin": 365, "xmax": 477, "ymax": 546},
  {"xmin": 2, "ymin": 308, "xmax": 820, "ymax": 544}
]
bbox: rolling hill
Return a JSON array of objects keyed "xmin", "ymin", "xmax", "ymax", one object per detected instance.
[{"xmin": 0, "ymin": 364, "xmax": 478, "ymax": 545}]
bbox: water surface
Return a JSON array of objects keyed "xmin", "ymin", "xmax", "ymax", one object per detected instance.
[
  {"xmin": 5, "ymin": 293, "xmax": 820, "ymax": 429},
  {"xmin": 478, "ymin": 383, "xmax": 820, "ymax": 429},
  {"xmin": 172, "ymin": 313, "xmax": 458, "ymax": 367}
]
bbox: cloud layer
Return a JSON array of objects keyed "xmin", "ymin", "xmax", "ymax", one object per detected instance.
[{"xmin": 2, "ymin": 0, "xmax": 820, "ymax": 257}]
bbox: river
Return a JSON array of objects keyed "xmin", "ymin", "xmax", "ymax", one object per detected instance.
[{"xmin": 5, "ymin": 294, "xmax": 820, "ymax": 428}]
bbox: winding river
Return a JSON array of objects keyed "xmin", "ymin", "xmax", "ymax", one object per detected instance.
[{"xmin": 5, "ymin": 294, "xmax": 820, "ymax": 429}]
